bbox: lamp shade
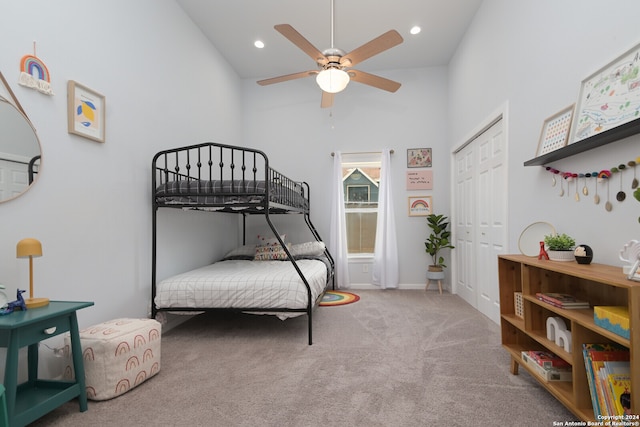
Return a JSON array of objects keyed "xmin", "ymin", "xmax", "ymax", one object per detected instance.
[
  {"xmin": 316, "ymin": 69, "xmax": 350, "ymax": 93},
  {"xmin": 17, "ymin": 238, "xmax": 42, "ymax": 258}
]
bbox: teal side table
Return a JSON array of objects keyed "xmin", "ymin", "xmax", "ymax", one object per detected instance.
[{"xmin": 0, "ymin": 301, "xmax": 93, "ymax": 427}]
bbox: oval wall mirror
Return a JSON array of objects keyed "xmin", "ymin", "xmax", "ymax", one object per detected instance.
[{"xmin": 0, "ymin": 79, "xmax": 42, "ymax": 203}]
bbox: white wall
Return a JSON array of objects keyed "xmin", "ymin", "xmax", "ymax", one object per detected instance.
[
  {"xmin": 3, "ymin": 0, "xmax": 639, "ymax": 376},
  {"xmin": 448, "ymin": 0, "xmax": 640, "ymax": 267},
  {"xmin": 0, "ymin": 0, "xmax": 244, "ymax": 372},
  {"xmin": 243, "ymin": 66, "xmax": 450, "ymax": 287}
]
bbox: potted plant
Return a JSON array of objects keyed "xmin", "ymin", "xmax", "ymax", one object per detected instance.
[
  {"xmin": 544, "ymin": 233, "xmax": 576, "ymax": 262},
  {"xmin": 425, "ymin": 214, "xmax": 455, "ymax": 272}
]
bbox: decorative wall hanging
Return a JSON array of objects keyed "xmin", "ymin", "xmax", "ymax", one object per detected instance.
[
  {"xmin": 541, "ymin": 154, "xmax": 640, "ymax": 218},
  {"xmin": 406, "ymin": 170, "xmax": 433, "ymax": 190},
  {"xmin": 408, "ymin": 196, "xmax": 432, "ymax": 217},
  {"xmin": 536, "ymin": 104, "xmax": 574, "ymax": 156},
  {"xmin": 67, "ymin": 80, "xmax": 105, "ymax": 143},
  {"xmin": 571, "ymin": 41, "xmax": 640, "ymax": 143},
  {"xmin": 407, "ymin": 148, "xmax": 432, "ymax": 168},
  {"xmin": 18, "ymin": 42, "xmax": 54, "ymax": 95}
]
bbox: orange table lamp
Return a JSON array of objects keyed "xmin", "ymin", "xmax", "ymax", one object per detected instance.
[{"xmin": 16, "ymin": 238, "xmax": 49, "ymax": 309}]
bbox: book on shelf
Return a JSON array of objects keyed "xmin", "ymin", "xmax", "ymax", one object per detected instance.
[
  {"xmin": 536, "ymin": 292, "xmax": 590, "ymax": 309},
  {"xmin": 582, "ymin": 343, "xmax": 630, "ymax": 418},
  {"xmin": 608, "ymin": 373, "xmax": 632, "ymax": 416},
  {"xmin": 603, "ymin": 362, "xmax": 631, "ymax": 417},
  {"xmin": 526, "ymin": 350, "xmax": 570, "ymax": 369},
  {"xmin": 521, "ymin": 351, "xmax": 572, "ymax": 382}
]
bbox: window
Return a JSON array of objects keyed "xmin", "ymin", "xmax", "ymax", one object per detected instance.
[{"xmin": 341, "ymin": 154, "xmax": 381, "ymax": 255}]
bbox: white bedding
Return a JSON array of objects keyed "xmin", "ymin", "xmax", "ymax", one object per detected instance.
[{"xmin": 154, "ymin": 259, "xmax": 328, "ymax": 318}]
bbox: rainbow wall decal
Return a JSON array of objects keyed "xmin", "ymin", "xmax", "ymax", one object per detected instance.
[
  {"xmin": 18, "ymin": 54, "xmax": 54, "ymax": 95},
  {"xmin": 411, "ymin": 199, "xmax": 430, "ymax": 209},
  {"xmin": 21, "ymin": 55, "xmax": 50, "ymax": 81},
  {"xmin": 409, "ymin": 196, "xmax": 432, "ymax": 216}
]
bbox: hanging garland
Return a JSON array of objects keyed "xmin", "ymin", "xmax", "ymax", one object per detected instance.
[{"xmin": 542, "ymin": 155, "xmax": 640, "ymax": 221}]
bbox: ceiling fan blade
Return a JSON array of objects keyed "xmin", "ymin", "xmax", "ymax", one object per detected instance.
[
  {"xmin": 321, "ymin": 91, "xmax": 334, "ymax": 108},
  {"xmin": 340, "ymin": 30, "xmax": 403, "ymax": 68},
  {"xmin": 275, "ymin": 24, "xmax": 328, "ymax": 65},
  {"xmin": 348, "ymin": 70, "xmax": 401, "ymax": 93},
  {"xmin": 257, "ymin": 70, "xmax": 318, "ymax": 86}
]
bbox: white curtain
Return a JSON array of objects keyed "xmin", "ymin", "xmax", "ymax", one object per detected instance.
[
  {"xmin": 329, "ymin": 151, "xmax": 350, "ymax": 289},
  {"xmin": 372, "ymin": 148, "xmax": 399, "ymax": 289}
]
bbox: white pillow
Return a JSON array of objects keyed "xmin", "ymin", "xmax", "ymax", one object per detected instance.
[{"xmin": 290, "ymin": 241, "xmax": 326, "ymax": 257}]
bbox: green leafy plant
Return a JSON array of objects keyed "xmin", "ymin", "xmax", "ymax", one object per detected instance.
[
  {"xmin": 544, "ymin": 233, "xmax": 575, "ymax": 251},
  {"xmin": 425, "ymin": 214, "xmax": 455, "ymax": 268}
]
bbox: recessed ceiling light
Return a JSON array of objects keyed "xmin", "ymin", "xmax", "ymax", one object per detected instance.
[
  {"xmin": 410, "ymin": 26, "xmax": 421, "ymax": 35},
  {"xmin": 254, "ymin": 40, "xmax": 265, "ymax": 49}
]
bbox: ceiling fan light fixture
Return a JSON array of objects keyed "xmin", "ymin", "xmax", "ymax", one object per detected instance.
[{"xmin": 316, "ymin": 68, "xmax": 349, "ymax": 93}]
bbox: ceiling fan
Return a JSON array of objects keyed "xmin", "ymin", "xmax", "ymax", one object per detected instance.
[{"xmin": 256, "ymin": 0, "xmax": 403, "ymax": 108}]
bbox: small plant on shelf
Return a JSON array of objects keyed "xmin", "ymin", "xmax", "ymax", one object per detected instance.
[
  {"xmin": 544, "ymin": 233, "xmax": 575, "ymax": 251},
  {"xmin": 544, "ymin": 233, "xmax": 576, "ymax": 262}
]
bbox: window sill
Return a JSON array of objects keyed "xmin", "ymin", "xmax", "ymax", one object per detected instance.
[{"xmin": 348, "ymin": 254, "xmax": 374, "ymax": 262}]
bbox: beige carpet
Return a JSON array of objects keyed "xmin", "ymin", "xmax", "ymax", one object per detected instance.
[{"xmin": 31, "ymin": 290, "xmax": 577, "ymax": 426}]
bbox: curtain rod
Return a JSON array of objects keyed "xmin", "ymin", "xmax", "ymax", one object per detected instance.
[{"xmin": 330, "ymin": 150, "xmax": 394, "ymax": 157}]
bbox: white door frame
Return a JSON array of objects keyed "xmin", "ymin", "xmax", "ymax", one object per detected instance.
[{"xmin": 450, "ymin": 102, "xmax": 510, "ymax": 317}]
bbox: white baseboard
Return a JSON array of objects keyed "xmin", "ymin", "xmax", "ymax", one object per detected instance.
[{"xmin": 347, "ymin": 283, "xmax": 434, "ymax": 290}]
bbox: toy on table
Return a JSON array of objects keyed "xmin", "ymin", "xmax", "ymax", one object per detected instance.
[
  {"xmin": 0, "ymin": 289, "xmax": 27, "ymax": 315},
  {"xmin": 538, "ymin": 241, "xmax": 549, "ymax": 260}
]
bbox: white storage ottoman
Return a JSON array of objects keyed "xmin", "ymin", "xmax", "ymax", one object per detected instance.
[{"xmin": 64, "ymin": 318, "xmax": 161, "ymax": 400}]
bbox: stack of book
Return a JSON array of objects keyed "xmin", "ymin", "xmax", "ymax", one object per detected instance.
[
  {"xmin": 536, "ymin": 292, "xmax": 590, "ymax": 309},
  {"xmin": 582, "ymin": 343, "xmax": 631, "ymax": 418},
  {"xmin": 521, "ymin": 350, "xmax": 572, "ymax": 382}
]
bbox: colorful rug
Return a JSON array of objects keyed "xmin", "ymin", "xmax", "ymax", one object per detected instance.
[{"xmin": 319, "ymin": 291, "xmax": 360, "ymax": 306}]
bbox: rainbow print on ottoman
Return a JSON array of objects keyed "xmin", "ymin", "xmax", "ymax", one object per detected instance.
[{"xmin": 64, "ymin": 318, "xmax": 161, "ymax": 400}]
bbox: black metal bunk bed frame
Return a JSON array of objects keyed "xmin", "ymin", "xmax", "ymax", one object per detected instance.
[{"xmin": 151, "ymin": 142, "xmax": 335, "ymax": 345}]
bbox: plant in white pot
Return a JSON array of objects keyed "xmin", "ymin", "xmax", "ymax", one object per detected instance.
[
  {"xmin": 544, "ymin": 233, "xmax": 576, "ymax": 262},
  {"xmin": 425, "ymin": 214, "xmax": 455, "ymax": 272}
]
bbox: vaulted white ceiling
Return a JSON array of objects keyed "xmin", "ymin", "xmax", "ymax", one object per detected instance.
[{"xmin": 176, "ymin": 0, "xmax": 483, "ymax": 82}]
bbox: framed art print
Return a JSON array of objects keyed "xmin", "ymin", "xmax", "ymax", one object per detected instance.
[
  {"xmin": 67, "ymin": 80, "xmax": 105, "ymax": 143},
  {"xmin": 571, "ymin": 42, "xmax": 640, "ymax": 143},
  {"xmin": 406, "ymin": 170, "xmax": 433, "ymax": 190},
  {"xmin": 408, "ymin": 196, "xmax": 432, "ymax": 217},
  {"xmin": 407, "ymin": 148, "xmax": 432, "ymax": 168},
  {"xmin": 536, "ymin": 104, "xmax": 574, "ymax": 156}
]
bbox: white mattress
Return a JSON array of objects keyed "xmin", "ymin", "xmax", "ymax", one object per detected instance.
[{"xmin": 155, "ymin": 259, "xmax": 327, "ymax": 317}]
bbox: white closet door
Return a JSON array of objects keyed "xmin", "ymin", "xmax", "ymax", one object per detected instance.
[
  {"xmin": 475, "ymin": 119, "xmax": 506, "ymax": 324},
  {"xmin": 453, "ymin": 118, "xmax": 507, "ymax": 324},
  {"xmin": 454, "ymin": 141, "xmax": 476, "ymax": 307}
]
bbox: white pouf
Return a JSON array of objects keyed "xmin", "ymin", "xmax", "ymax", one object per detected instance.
[{"xmin": 64, "ymin": 318, "xmax": 161, "ymax": 401}]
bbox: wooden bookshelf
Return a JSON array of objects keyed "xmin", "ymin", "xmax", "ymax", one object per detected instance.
[{"xmin": 498, "ymin": 254, "xmax": 639, "ymax": 421}]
